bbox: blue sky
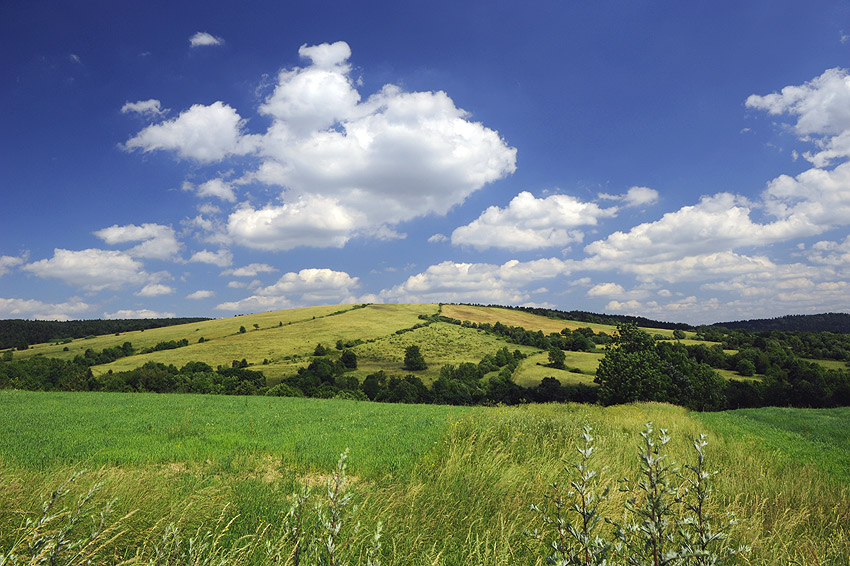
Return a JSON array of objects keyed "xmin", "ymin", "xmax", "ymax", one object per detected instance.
[{"xmin": 3, "ymin": 0, "xmax": 850, "ymax": 324}]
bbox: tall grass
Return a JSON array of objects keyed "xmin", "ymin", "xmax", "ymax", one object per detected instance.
[{"xmin": 1, "ymin": 392, "xmax": 848, "ymax": 564}]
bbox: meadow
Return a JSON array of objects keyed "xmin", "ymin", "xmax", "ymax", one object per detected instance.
[{"xmin": 1, "ymin": 390, "xmax": 848, "ymax": 565}]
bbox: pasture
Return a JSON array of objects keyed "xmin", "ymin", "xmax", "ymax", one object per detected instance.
[{"xmin": 1, "ymin": 390, "xmax": 848, "ymax": 565}]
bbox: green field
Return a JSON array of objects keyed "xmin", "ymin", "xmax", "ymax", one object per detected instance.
[{"xmin": 1, "ymin": 390, "xmax": 848, "ymax": 565}]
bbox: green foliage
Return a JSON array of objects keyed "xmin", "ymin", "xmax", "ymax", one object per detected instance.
[
  {"xmin": 239, "ymin": 326, "xmax": 246, "ymax": 334},
  {"xmin": 531, "ymin": 423, "xmax": 747, "ymax": 566},
  {"xmin": 548, "ymin": 346, "xmax": 567, "ymax": 369},
  {"xmin": 340, "ymin": 349, "xmax": 357, "ymax": 369},
  {"xmin": 402, "ymin": 345, "xmax": 427, "ymax": 371}
]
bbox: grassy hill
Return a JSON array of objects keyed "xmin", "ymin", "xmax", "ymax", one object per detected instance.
[
  {"xmin": 13, "ymin": 303, "xmax": 617, "ymax": 386},
  {"xmin": 1, "ymin": 390, "xmax": 847, "ymax": 564}
]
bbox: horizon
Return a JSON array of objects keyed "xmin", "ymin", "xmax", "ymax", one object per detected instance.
[{"xmin": 3, "ymin": 1, "xmax": 850, "ymax": 325}]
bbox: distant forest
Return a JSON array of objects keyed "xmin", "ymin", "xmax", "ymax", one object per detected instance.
[
  {"xmin": 711, "ymin": 313, "xmax": 850, "ymax": 334},
  {"xmin": 0, "ymin": 318, "xmax": 212, "ymax": 350},
  {"xmin": 477, "ymin": 304, "xmax": 694, "ymax": 330},
  {"xmin": 489, "ymin": 304, "xmax": 850, "ymax": 334}
]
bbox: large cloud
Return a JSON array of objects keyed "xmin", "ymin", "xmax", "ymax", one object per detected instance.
[
  {"xmin": 126, "ymin": 41, "xmax": 516, "ymax": 250},
  {"xmin": 23, "ymin": 249, "xmax": 149, "ymax": 291},
  {"xmin": 217, "ymin": 268, "xmax": 360, "ymax": 311},
  {"xmin": 451, "ymin": 191, "xmax": 616, "ymax": 251}
]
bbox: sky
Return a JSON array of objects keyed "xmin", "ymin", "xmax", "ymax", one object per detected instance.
[{"xmin": 3, "ymin": 0, "xmax": 850, "ymax": 325}]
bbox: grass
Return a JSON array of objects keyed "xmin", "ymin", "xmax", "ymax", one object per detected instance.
[
  {"xmin": 91, "ymin": 304, "xmax": 436, "ymax": 379},
  {"xmin": 349, "ymin": 322, "xmax": 541, "ymax": 383},
  {"xmin": 1, "ymin": 391, "xmax": 848, "ymax": 565},
  {"xmin": 511, "ymin": 351, "xmax": 601, "ymax": 387}
]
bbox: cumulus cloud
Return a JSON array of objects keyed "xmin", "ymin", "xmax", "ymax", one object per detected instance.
[
  {"xmin": 187, "ymin": 289, "xmax": 215, "ymax": 299},
  {"xmin": 103, "ymin": 309, "xmax": 176, "ymax": 319},
  {"xmin": 189, "ymin": 248, "xmax": 233, "ymax": 267},
  {"xmin": 227, "ymin": 195, "xmax": 363, "ymax": 250},
  {"xmin": 452, "ymin": 191, "xmax": 616, "ymax": 251},
  {"xmin": 217, "ymin": 268, "xmax": 360, "ymax": 311},
  {"xmin": 0, "ymin": 297, "xmax": 92, "ymax": 320},
  {"xmin": 428, "ymin": 233, "xmax": 448, "ymax": 244},
  {"xmin": 747, "ymin": 68, "xmax": 850, "ymax": 167},
  {"xmin": 189, "ymin": 32, "xmax": 223, "ymax": 48},
  {"xmin": 221, "ymin": 263, "xmax": 278, "ymax": 277},
  {"xmin": 583, "ymin": 193, "xmax": 811, "ymax": 269},
  {"xmin": 379, "ymin": 258, "xmax": 572, "ymax": 304},
  {"xmin": 124, "ymin": 102, "xmax": 258, "ymax": 162},
  {"xmin": 135, "ymin": 283, "xmax": 175, "ymax": 297},
  {"xmin": 23, "ymin": 249, "xmax": 149, "ymax": 291},
  {"xmin": 126, "ymin": 41, "xmax": 516, "ymax": 250},
  {"xmin": 94, "ymin": 223, "xmax": 181, "ymax": 260},
  {"xmin": 121, "ymin": 99, "xmax": 165, "ymax": 117}
]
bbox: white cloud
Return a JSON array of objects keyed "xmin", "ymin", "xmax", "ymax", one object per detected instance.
[
  {"xmin": 379, "ymin": 258, "xmax": 572, "ymax": 304},
  {"xmin": 103, "ymin": 309, "xmax": 176, "ymax": 319},
  {"xmin": 227, "ymin": 195, "xmax": 363, "ymax": 250},
  {"xmin": 94, "ymin": 223, "xmax": 181, "ymax": 260},
  {"xmin": 452, "ymin": 191, "xmax": 616, "ymax": 251},
  {"xmin": 428, "ymin": 233, "xmax": 448, "ymax": 244},
  {"xmin": 0, "ymin": 297, "xmax": 92, "ymax": 320},
  {"xmin": 135, "ymin": 283, "xmax": 175, "ymax": 297},
  {"xmin": 221, "ymin": 263, "xmax": 278, "ymax": 277},
  {"xmin": 187, "ymin": 289, "xmax": 215, "ymax": 300},
  {"xmin": 195, "ymin": 178, "xmax": 237, "ymax": 202},
  {"xmin": 124, "ymin": 102, "xmax": 258, "ymax": 162},
  {"xmin": 599, "ymin": 186, "xmax": 659, "ymax": 208},
  {"xmin": 128, "ymin": 41, "xmax": 516, "ymax": 249},
  {"xmin": 121, "ymin": 99, "xmax": 165, "ymax": 117},
  {"xmin": 0, "ymin": 255, "xmax": 26, "ymax": 276},
  {"xmin": 217, "ymin": 268, "xmax": 359, "ymax": 311},
  {"xmin": 23, "ymin": 249, "xmax": 148, "ymax": 291},
  {"xmin": 189, "ymin": 248, "xmax": 233, "ymax": 267},
  {"xmin": 746, "ymin": 67, "xmax": 850, "ymax": 137},
  {"xmin": 586, "ymin": 282, "xmax": 627, "ymax": 298},
  {"xmin": 762, "ymin": 161, "xmax": 850, "ymax": 231},
  {"xmin": 583, "ymin": 193, "xmax": 810, "ymax": 269},
  {"xmin": 623, "ymin": 186, "xmax": 659, "ymax": 207},
  {"xmin": 189, "ymin": 32, "xmax": 223, "ymax": 48}
]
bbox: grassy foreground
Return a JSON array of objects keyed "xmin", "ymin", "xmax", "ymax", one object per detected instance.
[{"xmin": 1, "ymin": 390, "xmax": 848, "ymax": 565}]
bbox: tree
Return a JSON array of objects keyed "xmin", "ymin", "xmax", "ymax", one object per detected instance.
[
  {"xmin": 239, "ymin": 326, "xmax": 246, "ymax": 334},
  {"xmin": 595, "ymin": 324, "xmax": 672, "ymax": 405},
  {"xmin": 314, "ymin": 343, "xmax": 328, "ymax": 356},
  {"xmin": 403, "ymin": 345, "xmax": 427, "ymax": 371},
  {"xmin": 340, "ymin": 349, "xmax": 357, "ymax": 369},
  {"xmin": 673, "ymin": 329, "xmax": 686, "ymax": 340},
  {"xmin": 548, "ymin": 346, "xmax": 566, "ymax": 369},
  {"xmin": 253, "ymin": 323, "xmax": 260, "ymax": 331}
]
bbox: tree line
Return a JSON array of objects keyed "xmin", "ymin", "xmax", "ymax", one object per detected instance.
[{"xmin": 0, "ymin": 318, "xmax": 210, "ymax": 350}]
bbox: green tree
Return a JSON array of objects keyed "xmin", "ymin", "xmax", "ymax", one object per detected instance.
[
  {"xmin": 403, "ymin": 345, "xmax": 427, "ymax": 371},
  {"xmin": 548, "ymin": 346, "xmax": 566, "ymax": 369},
  {"xmin": 340, "ymin": 349, "xmax": 357, "ymax": 369},
  {"xmin": 239, "ymin": 326, "xmax": 246, "ymax": 334},
  {"xmin": 595, "ymin": 324, "xmax": 672, "ymax": 405}
]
